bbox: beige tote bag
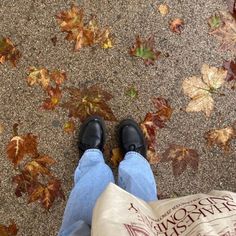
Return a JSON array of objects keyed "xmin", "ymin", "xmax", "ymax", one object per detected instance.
[{"xmin": 92, "ymin": 183, "xmax": 236, "ymax": 236}]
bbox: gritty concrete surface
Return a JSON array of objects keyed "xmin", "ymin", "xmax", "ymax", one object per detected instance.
[{"xmin": 0, "ymin": 0, "xmax": 235, "ymax": 235}]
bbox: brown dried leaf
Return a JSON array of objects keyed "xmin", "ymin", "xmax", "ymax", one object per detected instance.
[
  {"xmin": 170, "ymin": 18, "xmax": 184, "ymax": 34},
  {"xmin": 6, "ymin": 134, "xmax": 38, "ymax": 167},
  {"xmin": 129, "ymin": 36, "xmax": 161, "ymax": 65},
  {"xmin": 61, "ymin": 85, "xmax": 117, "ymax": 122},
  {"xmin": 28, "ymin": 179, "xmax": 65, "ymax": 210},
  {"xmin": 0, "ymin": 222, "xmax": 18, "ymax": 236},
  {"xmin": 0, "ymin": 37, "xmax": 21, "ymax": 67},
  {"xmin": 182, "ymin": 64, "xmax": 226, "ymax": 117},
  {"xmin": 42, "ymin": 85, "xmax": 62, "ymax": 110},
  {"xmin": 56, "ymin": 5, "xmax": 112, "ymax": 51},
  {"xmin": 110, "ymin": 147, "xmax": 123, "ymax": 167},
  {"xmin": 161, "ymin": 144, "xmax": 199, "ymax": 176},
  {"xmin": 140, "ymin": 97, "xmax": 172, "ymax": 149},
  {"xmin": 210, "ymin": 11, "xmax": 236, "ymax": 51},
  {"xmin": 205, "ymin": 125, "xmax": 236, "ymax": 152},
  {"xmin": 24, "ymin": 155, "xmax": 56, "ymax": 177}
]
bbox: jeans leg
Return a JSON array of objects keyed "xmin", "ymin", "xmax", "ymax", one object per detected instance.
[
  {"xmin": 118, "ymin": 151, "xmax": 157, "ymax": 202},
  {"xmin": 59, "ymin": 149, "xmax": 115, "ymax": 232}
]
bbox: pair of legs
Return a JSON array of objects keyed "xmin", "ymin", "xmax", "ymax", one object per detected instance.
[{"xmin": 59, "ymin": 117, "xmax": 157, "ymax": 233}]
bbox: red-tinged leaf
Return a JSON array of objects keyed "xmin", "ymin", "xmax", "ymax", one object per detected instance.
[
  {"xmin": 140, "ymin": 113, "xmax": 157, "ymax": 149},
  {"xmin": 42, "ymin": 85, "xmax": 62, "ymax": 110},
  {"xmin": 0, "ymin": 37, "xmax": 21, "ymax": 67},
  {"xmin": 63, "ymin": 120, "xmax": 76, "ymax": 133},
  {"xmin": 61, "ymin": 85, "xmax": 117, "ymax": 122},
  {"xmin": 161, "ymin": 144, "xmax": 199, "ymax": 176},
  {"xmin": 170, "ymin": 18, "xmax": 184, "ymax": 34},
  {"xmin": 152, "ymin": 97, "xmax": 173, "ymax": 124},
  {"xmin": 129, "ymin": 36, "xmax": 161, "ymax": 65},
  {"xmin": 223, "ymin": 60, "xmax": 236, "ymax": 82},
  {"xmin": 6, "ymin": 133, "xmax": 38, "ymax": 167},
  {"xmin": 0, "ymin": 222, "xmax": 18, "ymax": 236},
  {"xmin": 28, "ymin": 179, "xmax": 65, "ymax": 210},
  {"xmin": 140, "ymin": 97, "xmax": 172, "ymax": 149},
  {"xmin": 50, "ymin": 70, "xmax": 67, "ymax": 85}
]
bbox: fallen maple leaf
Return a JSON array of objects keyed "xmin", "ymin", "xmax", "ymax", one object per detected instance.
[
  {"xmin": 161, "ymin": 144, "xmax": 199, "ymax": 176},
  {"xmin": 140, "ymin": 97, "xmax": 172, "ymax": 149},
  {"xmin": 42, "ymin": 85, "xmax": 62, "ymax": 110},
  {"xmin": 6, "ymin": 134, "xmax": 38, "ymax": 167},
  {"xmin": 0, "ymin": 37, "xmax": 21, "ymax": 67},
  {"xmin": 170, "ymin": 18, "xmax": 184, "ymax": 34},
  {"xmin": 129, "ymin": 36, "xmax": 161, "ymax": 65},
  {"xmin": 61, "ymin": 85, "xmax": 117, "ymax": 122},
  {"xmin": 110, "ymin": 147, "xmax": 123, "ymax": 167},
  {"xmin": 26, "ymin": 67, "xmax": 50, "ymax": 90},
  {"xmin": 56, "ymin": 5, "xmax": 112, "ymax": 51},
  {"xmin": 25, "ymin": 155, "xmax": 56, "ymax": 177},
  {"xmin": 205, "ymin": 124, "xmax": 236, "ymax": 152},
  {"xmin": 140, "ymin": 97, "xmax": 172, "ymax": 164},
  {"xmin": 182, "ymin": 64, "xmax": 227, "ymax": 117},
  {"xmin": 64, "ymin": 120, "xmax": 76, "ymax": 133},
  {"xmin": 158, "ymin": 4, "xmax": 169, "ymax": 16},
  {"xmin": 210, "ymin": 11, "xmax": 236, "ymax": 51},
  {"xmin": 0, "ymin": 222, "xmax": 18, "ymax": 236},
  {"xmin": 28, "ymin": 179, "xmax": 65, "ymax": 210}
]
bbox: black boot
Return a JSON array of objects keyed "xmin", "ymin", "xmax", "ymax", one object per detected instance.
[
  {"xmin": 118, "ymin": 119, "xmax": 147, "ymax": 158},
  {"xmin": 78, "ymin": 116, "xmax": 105, "ymax": 154}
]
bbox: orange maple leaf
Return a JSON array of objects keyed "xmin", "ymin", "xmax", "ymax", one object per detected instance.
[{"xmin": 28, "ymin": 179, "xmax": 65, "ymax": 210}]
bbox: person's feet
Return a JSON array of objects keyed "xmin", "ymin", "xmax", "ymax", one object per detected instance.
[
  {"xmin": 78, "ymin": 116, "xmax": 105, "ymax": 154},
  {"xmin": 118, "ymin": 119, "xmax": 147, "ymax": 158}
]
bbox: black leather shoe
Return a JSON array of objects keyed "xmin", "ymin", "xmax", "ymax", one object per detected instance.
[
  {"xmin": 118, "ymin": 119, "xmax": 147, "ymax": 158},
  {"xmin": 78, "ymin": 116, "xmax": 105, "ymax": 154}
]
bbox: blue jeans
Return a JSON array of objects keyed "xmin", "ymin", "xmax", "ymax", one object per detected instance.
[{"xmin": 58, "ymin": 149, "xmax": 157, "ymax": 236}]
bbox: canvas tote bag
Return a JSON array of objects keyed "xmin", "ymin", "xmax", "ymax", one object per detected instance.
[{"xmin": 92, "ymin": 183, "xmax": 236, "ymax": 236}]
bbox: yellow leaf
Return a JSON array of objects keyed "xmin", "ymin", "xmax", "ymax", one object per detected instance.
[{"xmin": 158, "ymin": 4, "xmax": 169, "ymax": 16}]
